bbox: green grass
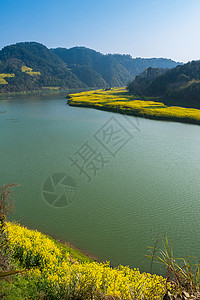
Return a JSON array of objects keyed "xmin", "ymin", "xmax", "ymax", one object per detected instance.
[
  {"xmin": 147, "ymin": 235, "xmax": 200, "ymax": 298},
  {"xmin": 42, "ymin": 233, "xmax": 94, "ymax": 263},
  {"xmin": 0, "ymin": 274, "xmax": 43, "ymax": 300}
]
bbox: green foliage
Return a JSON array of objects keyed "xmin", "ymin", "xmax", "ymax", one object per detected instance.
[
  {"xmin": 127, "ymin": 67, "xmax": 167, "ymax": 95},
  {"xmin": 148, "ymin": 236, "xmax": 200, "ymax": 297},
  {"xmin": 0, "ymin": 42, "xmax": 87, "ymax": 93},
  {"xmin": 113, "ymin": 54, "xmax": 179, "ymax": 77},
  {"xmin": 52, "ymin": 46, "xmax": 179, "ymax": 88},
  {"xmin": 0, "ymin": 42, "xmax": 180, "ymax": 94},
  {"xmin": 70, "ymin": 65, "xmax": 107, "ymax": 88},
  {"xmin": 0, "ymin": 272, "xmax": 44, "ymax": 299},
  {"xmin": 128, "ymin": 60, "xmax": 200, "ymax": 108},
  {"xmin": 52, "ymin": 47, "xmax": 132, "ymax": 87}
]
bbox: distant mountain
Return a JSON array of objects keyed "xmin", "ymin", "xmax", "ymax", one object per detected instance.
[
  {"xmin": 112, "ymin": 54, "xmax": 179, "ymax": 77},
  {"xmin": 51, "ymin": 47, "xmax": 132, "ymax": 87},
  {"xmin": 128, "ymin": 61, "xmax": 200, "ymax": 108},
  {"xmin": 52, "ymin": 47, "xmax": 180, "ymax": 87},
  {"xmin": 0, "ymin": 42, "xmax": 180, "ymax": 93}
]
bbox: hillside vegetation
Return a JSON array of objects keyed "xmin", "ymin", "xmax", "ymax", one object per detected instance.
[
  {"xmin": 128, "ymin": 61, "xmax": 200, "ymax": 109},
  {"xmin": 0, "ymin": 42, "xmax": 179, "ymax": 94},
  {"xmin": 0, "ymin": 42, "xmax": 86, "ymax": 93},
  {"xmin": 52, "ymin": 47, "xmax": 179, "ymax": 88},
  {"xmin": 0, "ymin": 221, "xmax": 168, "ymax": 299}
]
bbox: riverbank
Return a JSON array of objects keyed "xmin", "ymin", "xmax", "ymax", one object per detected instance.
[
  {"xmin": 0, "ymin": 87, "xmax": 91, "ymax": 99},
  {"xmin": 67, "ymin": 87, "xmax": 200, "ymax": 126},
  {"xmin": 20, "ymin": 222, "xmax": 98, "ymax": 263},
  {"xmin": 43, "ymin": 230, "xmax": 100, "ymax": 263}
]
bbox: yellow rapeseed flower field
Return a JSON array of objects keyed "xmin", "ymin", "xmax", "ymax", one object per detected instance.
[
  {"xmin": 6, "ymin": 222, "xmax": 169, "ymax": 299},
  {"xmin": 21, "ymin": 66, "xmax": 41, "ymax": 76},
  {"xmin": 0, "ymin": 73, "xmax": 15, "ymax": 84},
  {"xmin": 68, "ymin": 88, "xmax": 200, "ymax": 125}
]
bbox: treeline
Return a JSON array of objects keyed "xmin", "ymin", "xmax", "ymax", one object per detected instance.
[{"xmin": 128, "ymin": 61, "xmax": 200, "ymax": 108}]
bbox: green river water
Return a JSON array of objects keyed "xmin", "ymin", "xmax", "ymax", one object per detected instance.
[{"xmin": 1, "ymin": 94, "xmax": 200, "ymax": 274}]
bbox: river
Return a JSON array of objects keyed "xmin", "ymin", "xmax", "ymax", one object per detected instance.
[{"xmin": 1, "ymin": 93, "xmax": 200, "ymax": 274}]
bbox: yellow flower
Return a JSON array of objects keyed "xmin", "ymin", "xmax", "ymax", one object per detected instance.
[{"xmin": 6, "ymin": 221, "xmax": 169, "ymax": 299}]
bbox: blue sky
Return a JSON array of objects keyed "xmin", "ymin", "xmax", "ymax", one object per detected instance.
[{"xmin": 1, "ymin": 0, "xmax": 200, "ymax": 62}]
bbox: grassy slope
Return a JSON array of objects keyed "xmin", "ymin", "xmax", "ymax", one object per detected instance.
[
  {"xmin": 0, "ymin": 222, "xmax": 168, "ymax": 299},
  {"xmin": 67, "ymin": 87, "xmax": 200, "ymax": 125},
  {"xmin": 0, "ymin": 222, "xmax": 93, "ymax": 299}
]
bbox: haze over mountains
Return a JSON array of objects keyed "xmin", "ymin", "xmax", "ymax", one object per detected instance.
[{"xmin": 0, "ymin": 42, "xmax": 180, "ymax": 93}]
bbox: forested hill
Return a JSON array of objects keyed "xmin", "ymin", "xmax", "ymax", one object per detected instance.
[
  {"xmin": 127, "ymin": 61, "xmax": 200, "ymax": 108},
  {"xmin": 52, "ymin": 47, "xmax": 180, "ymax": 87},
  {"xmin": 0, "ymin": 42, "xmax": 180, "ymax": 93},
  {"xmin": 0, "ymin": 42, "xmax": 86, "ymax": 93}
]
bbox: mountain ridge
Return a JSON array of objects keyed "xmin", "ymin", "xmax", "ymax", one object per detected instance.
[{"xmin": 0, "ymin": 42, "xmax": 180, "ymax": 93}]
